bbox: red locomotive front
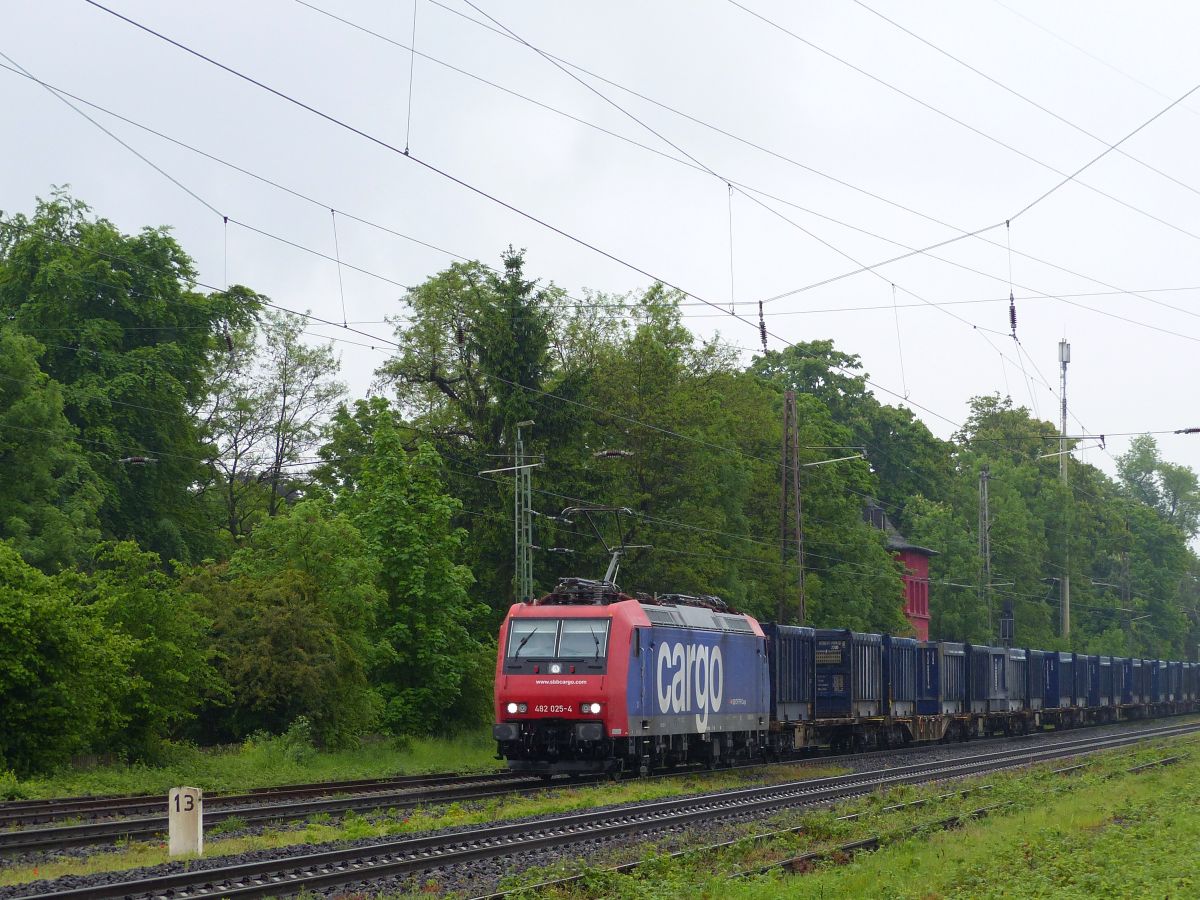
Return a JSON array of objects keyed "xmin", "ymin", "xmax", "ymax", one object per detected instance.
[{"xmin": 493, "ymin": 579, "xmax": 636, "ymax": 775}]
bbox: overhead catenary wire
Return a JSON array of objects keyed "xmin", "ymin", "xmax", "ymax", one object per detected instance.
[
  {"xmin": 851, "ymin": 0, "xmax": 1200, "ymax": 203},
  {"xmin": 78, "ymin": 0, "xmax": 990, "ymax": 437},
  {"xmin": 7, "ymin": 44, "xmax": 1198, "ymax": 356},
  {"xmin": 367, "ymin": 0, "xmax": 1200, "ymax": 334},
  {"xmin": 724, "ymin": 0, "xmax": 1200, "ymax": 244}
]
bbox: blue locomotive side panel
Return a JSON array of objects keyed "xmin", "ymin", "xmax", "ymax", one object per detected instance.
[
  {"xmin": 763, "ymin": 624, "xmax": 814, "ymax": 722},
  {"xmin": 627, "ymin": 625, "xmax": 769, "ymax": 736}
]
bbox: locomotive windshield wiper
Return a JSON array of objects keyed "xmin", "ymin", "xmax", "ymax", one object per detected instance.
[
  {"xmin": 590, "ymin": 627, "xmax": 602, "ymax": 658},
  {"xmin": 513, "ymin": 631, "xmax": 535, "ymax": 658}
]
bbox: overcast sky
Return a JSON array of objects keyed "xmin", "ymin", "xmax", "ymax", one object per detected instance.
[{"xmin": 5, "ymin": 0, "xmax": 1200, "ymax": 480}]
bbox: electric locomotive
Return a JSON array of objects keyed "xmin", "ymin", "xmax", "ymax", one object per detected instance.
[{"xmin": 493, "ymin": 578, "xmax": 770, "ymax": 777}]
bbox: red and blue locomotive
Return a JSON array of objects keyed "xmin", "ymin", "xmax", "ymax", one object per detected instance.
[{"xmin": 492, "ymin": 578, "xmax": 770, "ymax": 777}]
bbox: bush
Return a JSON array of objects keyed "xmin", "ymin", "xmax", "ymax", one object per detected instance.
[{"xmin": 0, "ymin": 770, "xmax": 27, "ymax": 801}]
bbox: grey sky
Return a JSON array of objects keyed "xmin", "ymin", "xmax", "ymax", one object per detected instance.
[{"xmin": 5, "ymin": 0, "xmax": 1200, "ymax": 479}]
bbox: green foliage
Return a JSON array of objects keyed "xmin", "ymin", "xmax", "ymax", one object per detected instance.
[
  {"xmin": 63, "ymin": 541, "xmax": 217, "ymax": 756},
  {"xmin": 0, "ymin": 326, "xmax": 102, "ymax": 570},
  {"xmin": 344, "ymin": 423, "xmax": 485, "ymax": 734},
  {"xmin": 0, "ymin": 540, "xmax": 127, "ymax": 774},
  {"xmin": 187, "ymin": 500, "xmax": 383, "ymax": 747},
  {"xmin": 0, "ymin": 192, "xmax": 257, "ymax": 562}
]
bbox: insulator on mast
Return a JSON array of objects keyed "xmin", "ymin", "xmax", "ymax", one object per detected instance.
[{"xmin": 1009, "ymin": 292, "xmax": 1017, "ymax": 337}]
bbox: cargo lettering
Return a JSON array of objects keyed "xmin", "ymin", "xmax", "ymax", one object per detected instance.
[{"xmin": 656, "ymin": 641, "xmax": 724, "ymax": 731}]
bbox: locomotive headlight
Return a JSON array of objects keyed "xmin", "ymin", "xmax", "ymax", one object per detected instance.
[
  {"xmin": 506, "ymin": 702, "xmax": 519, "ymax": 714},
  {"xmin": 583, "ymin": 702, "xmax": 602, "ymax": 715},
  {"xmin": 549, "ymin": 663, "xmax": 562, "ymax": 674},
  {"xmin": 518, "ymin": 703, "xmax": 528, "ymax": 713}
]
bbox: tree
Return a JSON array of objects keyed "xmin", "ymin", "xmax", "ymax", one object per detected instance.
[
  {"xmin": 258, "ymin": 310, "xmax": 345, "ymax": 517},
  {"xmin": 199, "ymin": 307, "xmax": 345, "ymax": 539},
  {"xmin": 185, "ymin": 500, "xmax": 383, "ymax": 746},
  {"xmin": 0, "ymin": 192, "xmax": 257, "ymax": 562},
  {"xmin": 343, "ymin": 422, "xmax": 485, "ymax": 734},
  {"xmin": 0, "ymin": 326, "xmax": 102, "ymax": 570},
  {"xmin": 62, "ymin": 542, "xmax": 217, "ymax": 756},
  {"xmin": 0, "ymin": 540, "xmax": 127, "ymax": 773},
  {"xmin": 1117, "ymin": 434, "xmax": 1200, "ymax": 537}
]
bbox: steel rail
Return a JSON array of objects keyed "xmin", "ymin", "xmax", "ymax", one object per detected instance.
[
  {"xmin": 0, "ymin": 770, "xmax": 525, "ymax": 825},
  {"xmin": 0, "ymin": 774, "xmax": 572, "ymax": 853},
  {"xmin": 11, "ymin": 721, "xmax": 1197, "ymax": 900}
]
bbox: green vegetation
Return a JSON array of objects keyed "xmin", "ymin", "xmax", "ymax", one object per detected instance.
[
  {"xmin": 2, "ymin": 191, "xmax": 1200, "ymax": 775},
  {"xmin": 5, "ymin": 726, "xmax": 500, "ymax": 800},
  {"xmin": 495, "ymin": 734, "xmax": 1200, "ymax": 899}
]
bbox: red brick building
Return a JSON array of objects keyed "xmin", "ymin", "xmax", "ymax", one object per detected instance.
[{"xmin": 864, "ymin": 501, "xmax": 936, "ymax": 641}]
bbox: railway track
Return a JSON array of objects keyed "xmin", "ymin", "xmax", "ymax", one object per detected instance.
[
  {"xmin": 3, "ymin": 714, "xmax": 1192, "ymax": 855},
  {"xmin": 0, "ymin": 770, "xmax": 528, "ymax": 827},
  {"xmin": 9, "ymin": 719, "xmax": 1196, "ymax": 900},
  {"xmin": 0, "ymin": 771, "xmax": 565, "ymax": 854}
]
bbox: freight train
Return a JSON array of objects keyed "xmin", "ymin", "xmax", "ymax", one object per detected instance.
[{"xmin": 492, "ymin": 578, "xmax": 1199, "ymax": 777}]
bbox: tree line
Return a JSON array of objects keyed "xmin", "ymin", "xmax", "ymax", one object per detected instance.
[{"xmin": 1, "ymin": 192, "xmax": 1197, "ymax": 774}]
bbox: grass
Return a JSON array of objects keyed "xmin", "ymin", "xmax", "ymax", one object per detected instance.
[
  {"xmin": 491, "ymin": 733, "xmax": 1200, "ymax": 899},
  {"xmin": 5, "ymin": 730, "xmax": 502, "ymax": 800},
  {"xmin": 0, "ymin": 762, "xmax": 845, "ymax": 888}
]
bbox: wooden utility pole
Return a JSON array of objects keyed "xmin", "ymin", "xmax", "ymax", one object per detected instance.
[{"xmin": 779, "ymin": 390, "xmax": 806, "ymax": 624}]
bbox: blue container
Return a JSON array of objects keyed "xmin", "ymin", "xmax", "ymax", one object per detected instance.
[
  {"xmin": 1110, "ymin": 657, "xmax": 1125, "ymax": 706},
  {"xmin": 1150, "ymin": 660, "xmax": 1164, "ymax": 703},
  {"xmin": 1098, "ymin": 657, "xmax": 1113, "ymax": 707},
  {"xmin": 763, "ymin": 624, "xmax": 814, "ymax": 722},
  {"xmin": 1123, "ymin": 657, "xmax": 1139, "ymax": 704},
  {"xmin": 1045, "ymin": 652, "xmax": 1075, "ymax": 709},
  {"xmin": 1027, "ymin": 649, "xmax": 1045, "ymax": 710},
  {"xmin": 1006, "ymin": 648, "xmax": 1028, "ymax": 711},
  {"xmin": 917, "ymin": 641, "xmax": 966, "ymax": 716},
  {"xmin": 1168, "ymin": 661, "xmax": 1182, "ymax": 701},
  {"xmin": 968, "ymin": 644, "xmax": 1007, "ymax": 713},
  {"xmin": 814, "ymin": 630, "xmax": 882, "ymax": 718},
  {"xmin": 884, "ymin": 635, "xmax": 917, "ymax": 717},
  {"xmin": 1075, "ymin": 657, "xmax": 1094, "ymax": 710}
]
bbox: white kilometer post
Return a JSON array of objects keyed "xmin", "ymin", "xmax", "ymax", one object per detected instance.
[{"xmin": 168, "ymin": 787, "xmax": 203, "ymax": 856}]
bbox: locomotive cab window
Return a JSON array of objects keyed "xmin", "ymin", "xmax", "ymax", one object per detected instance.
[
  {"xmin": 506, "ymin": 618, "xmax": 611, "ymax": 659},
  {"xmin": 559, "ymin": 620, "xmax": 610, "ymax": 658},
  {"xmin": 507, "ymin": 619, "xmax": 558, "ymax": 658}
]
